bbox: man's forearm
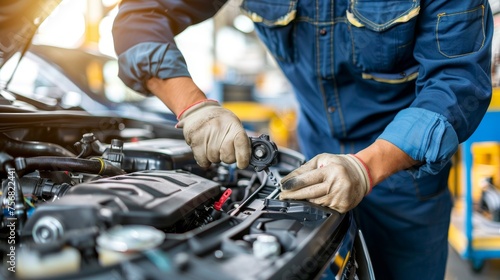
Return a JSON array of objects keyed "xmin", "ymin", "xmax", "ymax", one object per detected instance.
[
  {"xmin": 146, "ymin": 77, "xmax": 208, "ymax": 117},
  {"xmin": 355, "ymin": 139, "xmax": 419, "ymax": 186}
]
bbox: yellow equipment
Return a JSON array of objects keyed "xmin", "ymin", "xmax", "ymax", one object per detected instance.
[{"xmin": 223, "ymin": 101, "xmax": 297, "ymax": 149}]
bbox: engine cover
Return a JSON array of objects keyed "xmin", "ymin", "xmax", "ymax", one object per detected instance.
[{"xmin": 22, "ymin": 170, "xmax": 221, "ymax": 243}]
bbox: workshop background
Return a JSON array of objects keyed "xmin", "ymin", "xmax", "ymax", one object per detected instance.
[{"xmin": 22, "ymin": 0, "xmax": 500, "ymax": 279}]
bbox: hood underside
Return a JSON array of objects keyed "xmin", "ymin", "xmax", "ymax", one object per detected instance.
[{"xmin": 0, "ymin": 0, "xmax": 61, "ymax": 69}]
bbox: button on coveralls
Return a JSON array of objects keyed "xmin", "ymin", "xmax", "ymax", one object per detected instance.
[{"xmin": 112, "ymin": 0, "xmax": 494, "ymax": 279}]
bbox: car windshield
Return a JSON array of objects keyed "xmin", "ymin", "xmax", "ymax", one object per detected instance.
[{"xmin": 0, "ymin": 43, "xmax": 178, "ymax": 123}]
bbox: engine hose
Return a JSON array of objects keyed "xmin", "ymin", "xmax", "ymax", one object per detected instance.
[
  {"xmin": 0, "ymin": 134, "xmax": 76, "ymax": 157},
  {"xmin": 14, "ymin": 157, "xmax": 125, "ymax": 177}
]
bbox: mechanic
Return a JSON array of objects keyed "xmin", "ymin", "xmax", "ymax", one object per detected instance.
[{"xmin": 112, "ymin": 1, "xmax": 494, "ymax": 279}]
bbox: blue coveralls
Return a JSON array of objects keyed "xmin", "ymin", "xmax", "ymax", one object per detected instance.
[{"xmin": 112, "ymin": 1, "xmax": 494, "ymax": 279}]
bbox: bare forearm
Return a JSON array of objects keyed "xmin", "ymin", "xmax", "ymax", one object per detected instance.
[
  {"xmin": 146, "ymin": 77, "xmax": 207, "ymax": 117},
  {"xmin": 355, "ymin": 139, "xmax": 419, "ymax": 186}
]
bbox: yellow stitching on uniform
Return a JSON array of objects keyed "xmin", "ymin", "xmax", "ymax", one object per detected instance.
[
  {"xmin": 273, "ymin": 10, "xmax": 296, "ymax": 25},
  {"xmin": 393, "ymin": 7, "xmax": 420, "ymax": 24},
  {"xmin": 245, "ymin": 11, "xmax": 263, "ymax": 23},
  {"xmin": 362, "ymin": 72, "xmax": 419, "ymax": 84},
  {"xmin": 436, "ymin": 5, "xmax": 485, "ymax": 58},
  {"xmin": 348, "ymin": 6, "xmax": 419, "ymax": 30},
  {"xmin": 346, "ymin": 10, "xmax": 364, "ymax": 27},
  {"xmin": 242, "ymin": 10, "xmax": 296, "ymax": 26},
  {"xmin": 353, "ymin": 0, "xmax": 416, "ymax": 30}
]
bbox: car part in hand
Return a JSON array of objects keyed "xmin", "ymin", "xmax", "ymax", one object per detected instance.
[{"xmin": 249, "ymin": 134, "xmax": 279, "ymax": 187}]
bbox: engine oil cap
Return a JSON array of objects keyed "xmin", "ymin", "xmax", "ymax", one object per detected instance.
[
  {"xmin": 253, "ymin": 234, "xmax": 281, "ymax": 259},
  {"xmin": 97, "ymin": 225, "xmax": 165, "ymax": 253}
]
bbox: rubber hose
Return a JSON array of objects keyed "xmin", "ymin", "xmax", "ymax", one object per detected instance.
[
  {"xmin": 15, "ymin": 157, "xmax": 125, "ymax": 177},
  {"xmin": 0, "ymin": 134, "xmax": 76, "ymax": 157}
]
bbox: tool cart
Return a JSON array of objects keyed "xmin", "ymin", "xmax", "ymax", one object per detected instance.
[{"xmin": 448, "ymin": 88, "xmax": 500, "ymax": 271}]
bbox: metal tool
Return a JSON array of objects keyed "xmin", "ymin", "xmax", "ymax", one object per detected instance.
[{"xmin": 249, "ymin": 134, "xmax": 279, "ymax": 187}]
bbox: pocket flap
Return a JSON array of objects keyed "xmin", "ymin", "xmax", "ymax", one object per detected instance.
[
  {"xmin": 241, "ymin": 0, "xmax": 297, "ymax": 27},
  {"xmin": 347, "ymin": 0, "xmax": 420, "ymax": 32}
]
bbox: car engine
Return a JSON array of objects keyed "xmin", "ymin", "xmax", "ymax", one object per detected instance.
[{"xmin": 0, "ymin": 112, "xmax": 373, "ymax": 280}]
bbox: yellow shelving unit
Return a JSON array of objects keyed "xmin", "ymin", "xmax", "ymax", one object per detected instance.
[{"xmin": 448, "ymin": 87, "xmax": 500, "ymax": 271}]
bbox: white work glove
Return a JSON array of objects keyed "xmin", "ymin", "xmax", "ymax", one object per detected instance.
[
  {"xmin": 176, "ymin": 99, "xmax": 251, "ymax": 169},
  {"xmin": 279, "ymin": 154, "xmax": 372, "ymax": 213}
]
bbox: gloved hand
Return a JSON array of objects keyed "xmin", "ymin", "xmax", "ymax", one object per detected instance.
[
  {"xmin": 176, "ymin": 99, "xmax": 251, "ymax": 169},
  {"xmin": 279, "ymin": 153, "xmax": 372, "ymax": 213}
]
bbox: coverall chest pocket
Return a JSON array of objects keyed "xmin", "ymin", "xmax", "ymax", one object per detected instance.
[
  {"xmin": 240, "ymin": 0, "xmax": 297, "ymax": 63},
  {"xmin": 436, "ymin": 5, "xmax": 486, "ymax": 58},
  {"xmin": 347, "ymin": 0, "xmax": 420, "ymax": 74}
]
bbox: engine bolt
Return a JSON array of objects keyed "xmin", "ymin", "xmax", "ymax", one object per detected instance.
[{"xmin": 254, "ymin": 145, "xmax": 266, "ymax": 158}]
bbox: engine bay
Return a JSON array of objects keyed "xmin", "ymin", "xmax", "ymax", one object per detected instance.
[{"xmin": 0, "ymin": 112, "xmax": 363, "ymax": 280}]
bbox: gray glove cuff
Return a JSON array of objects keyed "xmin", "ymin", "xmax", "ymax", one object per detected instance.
[
  {"xmin": 177, "ymin": 99, "xmax": 220, "ymax": 120},
  {"xmin": 343, "ymin": 154, "xmax": 372, "ymax": 196}
]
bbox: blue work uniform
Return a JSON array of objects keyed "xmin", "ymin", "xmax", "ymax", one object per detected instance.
[{"xmin": 113, "ymin": 0, "xmax": 494, "ymax": 279}]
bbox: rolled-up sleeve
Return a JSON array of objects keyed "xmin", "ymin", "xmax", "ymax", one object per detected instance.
[
  {"xmin": 112, "ymin": 0, "xmax": 226, "ymax": 94},
  {"xmin": 378, "ymin": 0, "xmax": 493, "ymax": 177}
]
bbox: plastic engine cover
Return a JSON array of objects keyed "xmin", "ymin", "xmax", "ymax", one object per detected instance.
[{"xmin": 22, "ymin": 170, "xmax": 221, "ymax": 240}]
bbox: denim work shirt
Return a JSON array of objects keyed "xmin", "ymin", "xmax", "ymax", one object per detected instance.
[{"xmin": 113, "ymin": 0, "xmax": 493, "ymax": 179}]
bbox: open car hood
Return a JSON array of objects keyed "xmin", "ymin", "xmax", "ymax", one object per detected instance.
[
  {"xmin": 0, "ymin": 2, "xmax": 375, "ymax": 278},
  {"xmin": 0, "ymin": 0, "xmax": 61, "ymax": 69}
]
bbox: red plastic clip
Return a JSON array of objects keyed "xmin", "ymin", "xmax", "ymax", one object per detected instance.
[{"xmin": 214, "ymin": 189, "xmax": 232, "ymax": 211}]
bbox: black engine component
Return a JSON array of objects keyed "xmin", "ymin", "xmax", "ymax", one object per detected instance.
[
  {"xmin": 249, "ymin": 134, "xmax": 278, "ymax": 172},
  {"xmin": 19, "ymin": 172, "xmax": 73, "ymax": 200},
  {"xmin": 121, "ymin": 138, "xmax": 198, "ymax": 172},
  {"xmin": 74, "ymin": 133, "xmax": 107, "ymax": 158},
  {"xmin": 22, "ymin": 170, "xmax": 221, "ymax": 244}
]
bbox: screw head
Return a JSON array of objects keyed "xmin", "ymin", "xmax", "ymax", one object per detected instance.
[{"xmin": 254, "ymin": 145, "xmax": 267, "ymax": 158}]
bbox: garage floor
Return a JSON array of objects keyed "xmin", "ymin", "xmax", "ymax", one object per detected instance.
[{"xmin": 445, "ymin": 245, "xmax": 500, "ymax": 280}]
